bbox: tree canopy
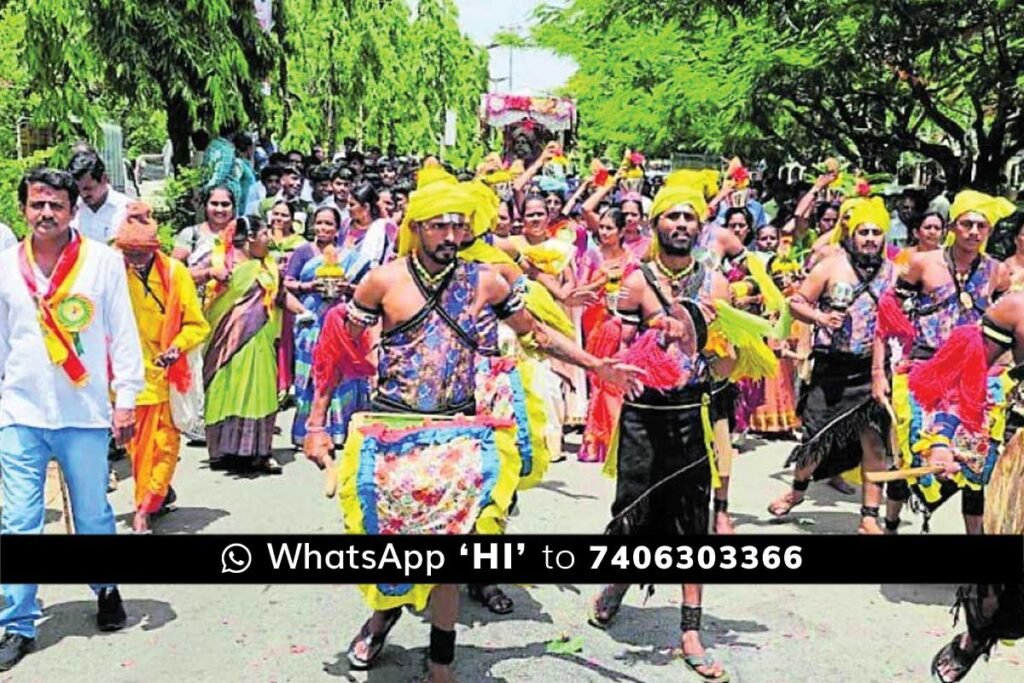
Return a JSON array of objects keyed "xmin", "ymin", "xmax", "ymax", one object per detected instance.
[{"xmin": 535, "ymin": 0, "xmax": 1024, "ymax": 191}]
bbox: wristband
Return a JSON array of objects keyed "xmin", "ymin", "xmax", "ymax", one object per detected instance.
[{"xmin": 305, "ymin": 423, "xmax": 327, "ymax": 434}]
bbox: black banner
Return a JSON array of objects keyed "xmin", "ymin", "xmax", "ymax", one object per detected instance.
[{"xmin": 1, "ymin": 534, "xmax": 1020, "ymax": 584}]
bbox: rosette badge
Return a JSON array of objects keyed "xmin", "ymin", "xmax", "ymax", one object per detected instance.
[
  {"xmin": 55, "ymin": 294, "xmax": 94, "ymax": 354},
  {"xmin": 315, "ymin": 245, "xmax": 346, "ymax": 300}
]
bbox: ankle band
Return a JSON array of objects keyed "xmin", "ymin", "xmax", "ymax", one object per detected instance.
[{"xmin": 429, "ymin": 626, "xmax": 456, "ymax": 665}]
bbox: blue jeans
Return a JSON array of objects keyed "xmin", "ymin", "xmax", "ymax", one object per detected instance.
[{"xmin": 0, "ymin": 425, "xmax": 117, "ymax": 638}]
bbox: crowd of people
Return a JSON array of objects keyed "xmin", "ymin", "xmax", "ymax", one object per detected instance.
[{"xmin": 1, "ymin": 138, "xmax": 1023, "ymax": 682}]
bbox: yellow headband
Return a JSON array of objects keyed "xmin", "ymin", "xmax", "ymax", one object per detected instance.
[
  {"xmin": 830, "ymin": 196, "xmax": 868, "ymax": 246},
  {"xmin": 397, "ymin": 181, "xmax": 475, "ymax": 256},
  {"xmin": 949, "ymin": 190, "xmax": 1016, "ymax": 228},
  {"xmin": 846, "ymin": 196, "xmax": 890, "ymax": 235}
]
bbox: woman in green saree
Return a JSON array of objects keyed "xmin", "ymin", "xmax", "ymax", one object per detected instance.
[{"xmin": 196, "ymin": 215, "xmax": 308, "ymax": 474}]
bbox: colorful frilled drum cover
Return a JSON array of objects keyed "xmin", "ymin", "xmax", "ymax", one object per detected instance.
[
  {"xmin": 338, "ymin": 413, "xmax": 521, "ymax": 611},
  {"xmin": 892, "ymin": 368, "xmax": 1010, "ymax": 509}
]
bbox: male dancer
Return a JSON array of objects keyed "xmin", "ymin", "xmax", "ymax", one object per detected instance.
[
  {"xmin": 927, "ymin": 290, "xmax": 1024, "ymax": 681},
  {"xmin": 304, "ymin": 179, "xmax": 639, "ymax": 682},
  {"xmin": 881, "ymin": 191, "xmax": 1014, "ymax": 533},
  {"xmin": 588, "ymin": 179, "xmax": 736, "ymax": 683},
  {"xmin": 768, "ymin": 197, "xmax": 893, "ymax": 533}
]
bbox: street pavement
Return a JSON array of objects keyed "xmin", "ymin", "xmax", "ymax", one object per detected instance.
[{"xmin": 4, "ymin": 415, "xmax": 1021, "ymax": 683}]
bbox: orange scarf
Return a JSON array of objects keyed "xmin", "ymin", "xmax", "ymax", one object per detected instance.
[{"xmin": 152, "ymin": 252, "xmax": 192, "ymax": 392}]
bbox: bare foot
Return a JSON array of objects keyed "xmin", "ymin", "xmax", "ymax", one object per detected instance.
[
  {"xmin": 767, "ymin": 490, "xmax": 804, "ymax": 517},
  {"xmin": 857, "ymin": 516, "xmax": 884, "ymax": 535},
  {"xmin": 680, "ymin": 629, "xmax": 726, "ymax": 680},
  {"xmin": 713, "ymin": 510, "xmax": 735, "ymax": 534},
  {"xmin": 132, "ymin": 511, "xmax": 149, "ymax": 534}
]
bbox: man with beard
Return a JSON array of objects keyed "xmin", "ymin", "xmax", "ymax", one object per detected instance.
[
  {"xmin": 304, "ymin": 178, "xmax": 640, "ymax": 683},
  {"xmin": 880, "ymin": 191, "xmax": 1014, "ymax": 534},
  {"xmin": 768, "ymin": 197, "xmax": 893, "ymax": 534},
  {"xmin": 588, "ymin": 180, "xmax": 742, "ymax": 683}
]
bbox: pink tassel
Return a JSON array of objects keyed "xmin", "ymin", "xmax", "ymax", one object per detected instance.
[
  {"xmin": 908, "ymin": 326, "xmax": 987, "ymax": 433},
  {"xmin": 616, "ymin": 330, "xmax": 685, "ymax": 390},
  {"xmin": 312, "ymin": 306, "xmax": 375, "ymax": 391},
  {"xmin": 876, "ymin": 290, "xmax": 916, "ymax": 344}
]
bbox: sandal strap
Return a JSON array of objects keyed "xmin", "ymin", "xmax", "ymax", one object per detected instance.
[
  {"xmin": 713, "ymin": 498, "xmax": 729, "ymax": 513},
  {"xmin": 860, "ymin": 506, "xmax": 879, "ymax": 518}
]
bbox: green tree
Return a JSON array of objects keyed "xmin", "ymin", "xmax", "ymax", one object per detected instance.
[
  {"xmin": 23, "ymin": 0, "xmax": 278, "ymax": 169},
  {"xmin": 537, "ymin": 0, "xmax": 1024, "ymax": 191}
]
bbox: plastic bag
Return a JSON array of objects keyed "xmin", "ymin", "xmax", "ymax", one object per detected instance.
[{"xmin": 170, "ymin": 348, "xmax": 205, "ymax": 437}]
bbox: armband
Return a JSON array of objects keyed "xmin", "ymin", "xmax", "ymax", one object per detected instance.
[
  {"xmin": 616, "ymin": 307, "xmax": 642, "ymax": 326},
  {"xmin": 348, "ymin": 299, "xmax": 382, "ymax": 327},
  {"xmin": 893, "ymin": 277, "xmax": 921, "ymax": 301},
  {"xmin": 982, "ymin": 316, "xmax": 1015, "ymax": 350},
  {"xmin": 493, "ymin": 290, "xmax": 525, "ymax": 320}
]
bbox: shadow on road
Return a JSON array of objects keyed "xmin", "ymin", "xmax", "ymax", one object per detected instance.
[
  {"xmin": 534, "ymin": 479, "xmax": 599, "ymax": 501},
  {"xmin": 115, "ymin": 506, "xmax": 230, "ymax": 534},
  {"xmin": 34, "ymin": 598, "xmax": 178, "ymax": 652},
  {"xmin": 322, "ymin": 639, "xmax": 652, "ymax": 682},
  {"xmin": 879, "ymin": 583, "xmax": 957, "ymax": 607}
]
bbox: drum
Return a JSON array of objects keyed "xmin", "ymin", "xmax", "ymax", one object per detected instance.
[
  {"xmin": 337, "ymin": 412, "xmax": 521, "ymax": 611},
  {"xmin": 984, "ymin": 428, "xmax": 1024, "ymax": 535}
]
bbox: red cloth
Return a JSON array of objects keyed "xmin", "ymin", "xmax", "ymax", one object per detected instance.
[
  {"xmin": 312, "ymin": 306, "xmax": 375, "ymax": 391},
  {"xmin": 908, "ymin": 325, "xmax": 988, "ymax": 433}
]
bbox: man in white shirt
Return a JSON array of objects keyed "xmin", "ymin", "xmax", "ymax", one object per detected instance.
[
  {"xmin": 68, "ymin": 150, "xmax": 130, "ymax": 243},
  {"xmin": 0, "ymin": 168, "xmax": 145, "ymax": 672},
  {"xmin": 0, "ymin": 223, "xmax": 17, "ymax": 251}
]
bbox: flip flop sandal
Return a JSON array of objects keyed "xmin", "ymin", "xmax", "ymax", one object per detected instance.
[
  {"xmin": 931, "ymin": 634, "xmax": 986, "ymax": 683},
  {"xmin": 683, "ymin": 653, "xmax": 730, "ymax": 682},
  {"xmin": 767, "ymin": 496, "xmax": 804, "ymax": 518},
  {"xmin": 347, "ymin": 608, "xmax": 403, "ymax": 670},
  {"xmin": 587, "ymin": 585, "xmax": 627, "ymax": 629},
  {"xmin": 468, "ymin": 585, "xmax": 514, "ymax": 615}
]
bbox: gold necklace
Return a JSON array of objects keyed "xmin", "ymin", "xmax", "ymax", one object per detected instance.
[
  {"xmin": 411, "ymin": 252, "xmax": 455, "ymax": 288},
  {"xmin": 652, "ymin": 255, "xmax": 695, "ymax": 298}
]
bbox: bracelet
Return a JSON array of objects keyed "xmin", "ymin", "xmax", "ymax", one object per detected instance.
[{"xmin": 305, "ymin": 423, "xmax": 327, "ymax": 433}]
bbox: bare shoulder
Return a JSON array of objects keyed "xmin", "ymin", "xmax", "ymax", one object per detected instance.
[{"xmin": 477, "ymin": 263, "xmax": 511, "ymax": 304}]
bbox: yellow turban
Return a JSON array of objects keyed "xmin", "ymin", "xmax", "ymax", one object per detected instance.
[
  {"xmin": 949, "ymin": 190, "xmax": 1016, "ymax": 227},
  {"xmin": 650, "ymin": 183, "xmax": 709, "ymax": 224},
  {"xmin": 663, "ymin": 169, "xmax": 720, "ymax": 200},
  {"xmin": 846, "ymin": 196, "xmax": 890, "ymax": 235},
  {"xmin": 397, "ymin": 181, "xmax": 476, "ymax": 256},
  {"xmin": 416, "ymin": 161, "xmax": 457, "ymax": 190},
  {"xmin": 830, "ymin": 196, "xmax": 868, "ymax": 245},
  {"xmin": 464, "ymin": 180, "xmax": 500, "ymax": 237}
]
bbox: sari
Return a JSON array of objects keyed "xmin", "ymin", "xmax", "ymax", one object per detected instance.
[
  {"xmin": 202, "ymin": 255, "xmax": 282, "ymax": 460},
  {"xmin": 271, "ymin": 233, "xmax": 307, "ymax": 394},
  {"xmin": 290, "ymin": 225, "xmax": 386, "ymax": 447}
]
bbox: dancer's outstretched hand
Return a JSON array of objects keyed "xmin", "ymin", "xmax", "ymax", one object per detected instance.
[{"xmin": 594, "ymin": 360, "xmax": 645, "ymax": 391}]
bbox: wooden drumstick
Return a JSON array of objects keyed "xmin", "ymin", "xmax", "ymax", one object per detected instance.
[
  {"xmin": 323, "ymin": 460, "xmax": 337, "ymax": 498},
  {"xmin": 864, "ymin": 465, "xmax": 945, "ymax": 483}
]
